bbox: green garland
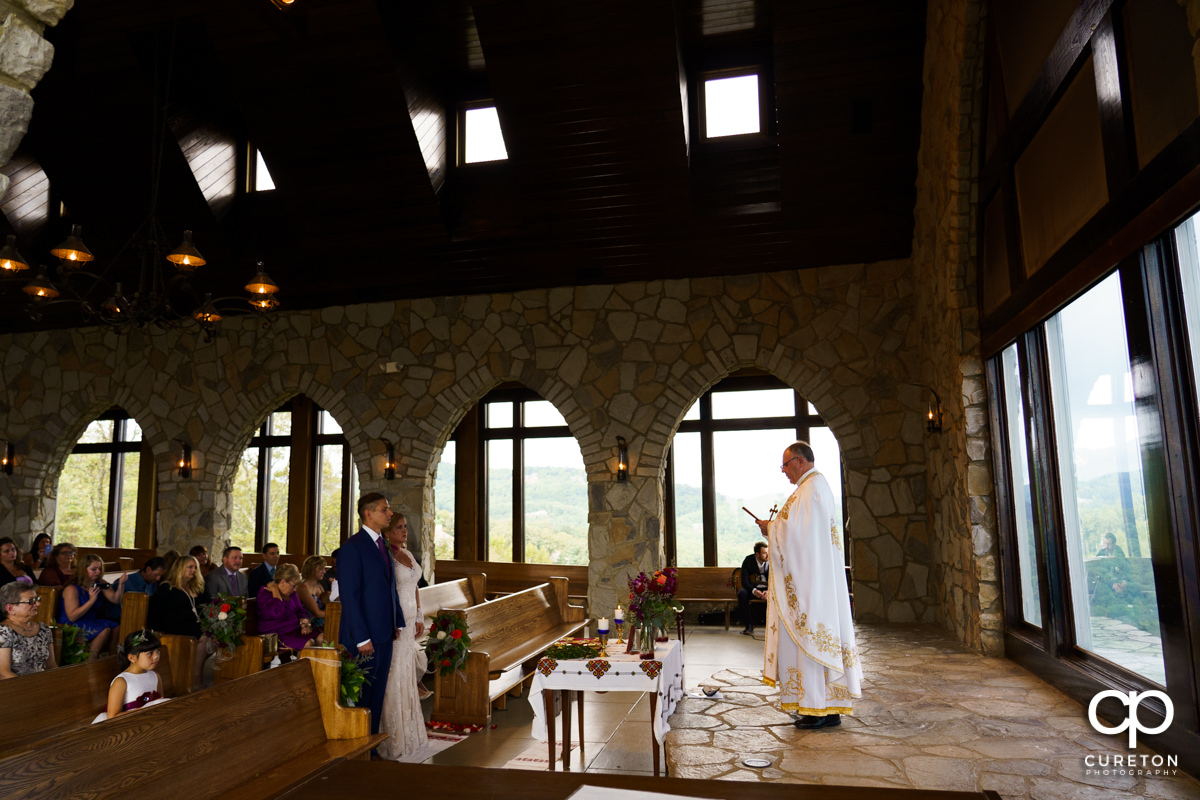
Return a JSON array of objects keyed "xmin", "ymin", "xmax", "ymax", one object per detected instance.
[{"xmin": 544, "ymin": 639, "xmax": 601, "ymax": 660}]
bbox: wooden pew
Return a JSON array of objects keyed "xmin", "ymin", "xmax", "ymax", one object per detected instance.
[
  {"xmin": 432, "ymin": 577, "xmax": 587, "ymax": 727},
  {"xmin": 0, "ymin": 657, "xmax": 120, "ymax": 756},
  {"xmin": 418, "ymin": 574, "xmax": 485, "ymax": 630},
  {"xmin": 434, "ymin": 559, "xmax": 588, "ymax": 609},
  {"xmin": 675, "ymin": 567, "xmax": 740, "ymax": 631},
  {"xmin": 321, "ymin": 575, "xmax": 484, "ymax": 648},
  {"xmin": 0, "ymin": 635, "xmax": 189, "ymax": 757},
  {"xmin": 0, "ymin": 656, "xmax": 384, "ymax": 800}
]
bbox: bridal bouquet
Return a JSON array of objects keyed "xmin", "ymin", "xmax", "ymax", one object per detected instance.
[{"xmin": 425, "ymin": 610, "xmax": 471, "ymax": 678}]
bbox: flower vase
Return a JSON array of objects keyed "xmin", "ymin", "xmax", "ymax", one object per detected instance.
[{"xmin": 639, "ymin": 624, "xmax": 657, "ymax": 659}]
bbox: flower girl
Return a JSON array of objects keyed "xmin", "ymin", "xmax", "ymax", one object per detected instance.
[{"xmin": 93, "ymin": 630, "xmax": 169, "ymax": 723}]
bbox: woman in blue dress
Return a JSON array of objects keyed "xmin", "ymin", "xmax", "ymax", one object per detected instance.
[{"xmin": 59, "ymin": 554, "xmax": 127, "ymax": 661}]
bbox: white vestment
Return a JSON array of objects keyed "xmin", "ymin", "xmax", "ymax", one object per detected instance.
[{"xmin": 763, "ymin": 467, "xmax": 862, "ymax": 715}]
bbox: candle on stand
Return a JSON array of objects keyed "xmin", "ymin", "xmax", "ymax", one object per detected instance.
[
  {"xmin": 598, "ymin": 617, "xmax": 609, "ymax": 635},
  {"xmin": 614, "ymin": 605, "xmax": 625, "ymax": 644}
]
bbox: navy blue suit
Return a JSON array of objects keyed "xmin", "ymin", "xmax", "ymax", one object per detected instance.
[{"xmin": 338, "ymin": 527, "xmax": 405, "ymax": 734}]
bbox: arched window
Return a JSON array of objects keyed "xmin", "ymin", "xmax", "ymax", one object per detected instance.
[
  {"xmin": 231, "ymin": 396, "xmax": 356, "ymax": 554},
  {"xmin": 56, "ymin": 407, "xmax": 153, "ymax": 548},
  {"xmin": 435, "ymin": 386, "xmax": 588, "ymax": 565},
  {"xmin": 665, "ymin": 372, "xmax": 843, "ymax": 567}
]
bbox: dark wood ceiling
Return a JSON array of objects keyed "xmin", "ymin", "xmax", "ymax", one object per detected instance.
[{"xmin": 0, "ymin": 0, "xmax": 927, "ymax": 332}]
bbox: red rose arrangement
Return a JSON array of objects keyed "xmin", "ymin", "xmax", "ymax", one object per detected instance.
[
  {"xmin": 200, "ymin": 594, "xmax": 247, "ymax": 658},
  {"xmin": 425, "ymin": 609, "xmax": 471, "ymax": 678}
]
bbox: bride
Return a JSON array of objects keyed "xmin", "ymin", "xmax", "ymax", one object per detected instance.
[{"xmin": 378, "ymin": 512, "xmax": 429, "ymax": 760}]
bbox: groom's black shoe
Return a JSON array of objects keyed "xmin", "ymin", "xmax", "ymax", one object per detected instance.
[{"xmin": 794, "ymin": 714, "xmax": 841, "ymax": 729}]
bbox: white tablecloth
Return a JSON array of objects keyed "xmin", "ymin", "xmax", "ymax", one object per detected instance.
[{"xmin": 529, "ymin": 640, "xmax": 685, "ymax": 744}]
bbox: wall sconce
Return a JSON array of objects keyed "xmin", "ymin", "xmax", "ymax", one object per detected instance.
[
  {"xmin": 269, "ymin": 0, "xmax": 297, "ymax": 9},
  {"xmin": 382, "ymin": 439, "xmax": 397, "ymax": 481},
  {"xmin": 926, "ymin": 389, "xmax": 944, "ymax": 434},
  {"xmin": 1, "ymin": 441, "xmax": 13, "ymax": 475},
  {"xmin": 177, "ymin": 441, "xmax": 193, "ymax": 478},
  {"xmin": 616, "ymin": 436, "xmax": 629, "ymax": 482}
]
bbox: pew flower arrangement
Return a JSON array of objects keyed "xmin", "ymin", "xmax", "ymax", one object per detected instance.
[
  {"xmin": 425, "ymin": 609, "xmax": 471, "ymax": 678},
  {"xmin": 59, "ymin": 624, "xmax": 88, "ymax": 665},
  {"xmin": 200, "ymin": 594, "xmax": 247, "ymax": 658}
]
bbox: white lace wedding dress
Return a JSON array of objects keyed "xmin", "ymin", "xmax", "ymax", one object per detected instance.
[{"xmin": 378, "ymin": 549, "xmax": 429, "ymax": 761}]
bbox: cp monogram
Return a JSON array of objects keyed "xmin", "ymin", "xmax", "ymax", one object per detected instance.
[{"xmin": 1088, "ymin": 689, "xmax": 1173, "ymax": 749}]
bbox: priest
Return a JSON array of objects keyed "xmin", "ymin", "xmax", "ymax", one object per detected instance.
[{"xmin": 756, "ymin": 441, "xmax": 862, "ymax": 729}]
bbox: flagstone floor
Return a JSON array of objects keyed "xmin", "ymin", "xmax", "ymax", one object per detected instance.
[
  {"xmin": 666, "ymin": 624, "xmax": 1200, "ymax": 799},
  {"xmin": 411, "ymin": 623, "xmax": 1198, "ymax": 798}
]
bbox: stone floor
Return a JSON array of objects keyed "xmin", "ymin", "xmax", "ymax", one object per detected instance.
[{"xmin": 666, "ymin": 624, "xmax": 1200, "ymax": 799}]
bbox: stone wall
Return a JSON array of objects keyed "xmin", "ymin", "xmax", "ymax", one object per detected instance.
[
  {"xmin": 0, "ymin": 0, "xmax": 69, "ymax": 195},
  {"xmin": 0, "ymin": 265, "xmax": 938, "ymax": 626},
  {"xmin": 910, "ymin": 0, "xmax": 1000, "ymax": 654}
]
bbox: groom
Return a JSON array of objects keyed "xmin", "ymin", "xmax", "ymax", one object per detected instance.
[{"xmin": 339, "ymin": 492, "xmax": 405, "ymax": 735}]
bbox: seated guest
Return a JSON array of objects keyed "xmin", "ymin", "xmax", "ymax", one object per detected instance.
[
  {"xmin": 0, "ymin": 581, "xmax": 56, "ymax": 678},
  {"xmin": 124, "ymin": 557, "xmax": 168, "ymax": 596},
  {"xmin": 297, "ymin": 556, "xmax": 327, "ymax": 629},
  {"xmin": 205, "ymin": 546, "xmax": 246, "ymax": 600},
  {"xmin": 21, "ymin": 533, "xmax": 52, "ymax": 574},
  {"xmin": 189, "ymin": 545, "xmax": 214, "ymax": 578},
  {"xmin": 257, "ymin": 563, "xmax": 320, "ymax": 650},
  {"xmin": 322, "ymin": 548, "xmax": 339, "ymax": 593},
  {"xmin": 59, "ymin": 554, "xmax": 127, "ymax": 661},
  {"xmin": 247, "ymin": 542, "xmax": 281, "ymax": 598},
  {"xmin": 148, "ymin": 555, "xmax": 209, "ymax": 691},
  {"xmin": 738, "ymin": 541, "xmax": 770, "ymax": 635},
  {"xmin": 93, "ymin": 630, "xmax": 169, "ymax": 723},
  {"xmin": 0, "ymin": 537, "xmax": 36, "ymax": 587},
  {"xmin": 36, "ymin": 543, "xmax": 76, "ymax": 587}
]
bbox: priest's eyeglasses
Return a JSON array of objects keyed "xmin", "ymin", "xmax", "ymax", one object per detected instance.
[{"xmin": 781, "ymin": 456, "xmax": 800, "ymax": 470}]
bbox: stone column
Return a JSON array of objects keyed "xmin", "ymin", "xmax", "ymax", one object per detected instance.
[
  {"xmin": 0, "ymin": 0, "xmax": 71, "ymax": 193},
  {"xmin": 587, "ymin": 474, "xmax": 663, "ymax": 621}
]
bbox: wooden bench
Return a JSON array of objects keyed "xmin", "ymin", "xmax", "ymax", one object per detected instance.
[
  {"xmin": 418, "ymin": 574, "xmax": 485, "ymax": 630},
  {"xmin": 675, "ymin": 567, "xmax": 740, "ymax": 631},
  {"xmin": 322, "ymin": 575, "xmax": 484, "ymax": 648},
  {"xmin": 0, "ymin": 655, "xmax": 383, "ymax": 800},
  {"xmin": 435, "ymin": 559, "xmax": 588, "ymax": 609},
  {"xmin": 0, "ymin": 632, "xmax": 189, "ymax": 757},
  {"xmin": 432, "ymin": 577, "xmax": 587, "ymax": 727}
]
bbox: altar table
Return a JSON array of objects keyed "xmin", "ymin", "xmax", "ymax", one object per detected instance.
[{"xmin": 529, "ymin": 639, "xmax": 685, "ymax": 776}]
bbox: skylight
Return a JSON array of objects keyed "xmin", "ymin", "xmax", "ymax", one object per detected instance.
[
  {"xmin": 463, "ymin": 106, "xmax": 508, "ymax": 163},
  {"xmin": 253, "ymin": 149, "xmax": 276, "ymax": 191},
  {"xmin": 704, "ymin": 74, "xmax": 760, "ymax": 138}
]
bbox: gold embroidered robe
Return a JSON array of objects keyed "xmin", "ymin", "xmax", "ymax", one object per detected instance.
[{"xmin": 763, "ymin": 467, "xmax": 862, "ymax": 715}]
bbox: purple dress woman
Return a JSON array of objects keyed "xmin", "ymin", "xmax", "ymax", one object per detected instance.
[{"xmin": 256, "ymin": 586, "xmax": 310, "ymax": 650}]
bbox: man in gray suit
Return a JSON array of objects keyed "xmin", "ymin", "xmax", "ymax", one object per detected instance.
[{"xmin": 206, "ymin": 546, "xmax": 247, "ymax": 601}]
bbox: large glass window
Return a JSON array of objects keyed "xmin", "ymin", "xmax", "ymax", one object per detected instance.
[
  {"xmin": 1045, "ymin": 274, "xmax": 1164, "ymax": 684},
  {"xmin": 56, "ymin": 408, "xmax": 146, "ymax": 548},
  {"xmin": 1000, "ymin": 344, "xmax": 1042, "ymax": 628},
  {"xmin": 315, "ymin": 411, "xmax": 356, "ymax": 557},
  {"xmin": 434, "ymin": 441, "xmax": 456, "ymax": 560},
  {"xmin": 232, "ymin": 398, "xmax": 353, "ymax": 555},
  {"xmin": 666, "ymin": 374, "xmax": 843, "ymax": 567},
  {"xmin": 1173, "ymin": 212, "xmax": 1200, "ymax": 409},
  {"xmin": 482, "ymin": 391, "xmax": 587, "ymax": 565}
]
